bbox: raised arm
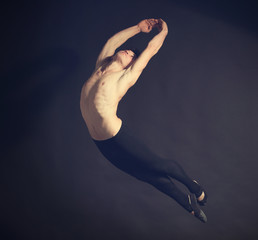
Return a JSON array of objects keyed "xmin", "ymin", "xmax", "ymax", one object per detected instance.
[
  {"xmin": 95, "ymin": 19, "xmax": 158, "ymax": 69},
  {"xmin": 95, "ymin": 25, "xmax": 140, "ymax": 68},
  {"xmin": 128, "ymin": 19, "xmax": 168, "ymax": 83}
]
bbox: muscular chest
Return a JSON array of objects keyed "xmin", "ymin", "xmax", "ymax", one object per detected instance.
[{"xmin": 85, "ymin": 71, "xmax": 123, "ymax": 103}]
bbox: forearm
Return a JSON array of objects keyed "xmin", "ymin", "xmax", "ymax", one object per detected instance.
[
  {"xmin": 130, "ymin": 27, "xmax": 168, "ymax": 72},
  {"xmin": 107, "ymin": 25, "xmax": 141, "ymax": 49},
  {"xmin": 147, "ymin": 29, "xmax": 168, "ymax": 56}
]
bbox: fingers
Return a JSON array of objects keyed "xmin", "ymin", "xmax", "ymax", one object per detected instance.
[
  {"xmin": 140, "ymin": 18, "xmax": 167, "ymax": 33},
  {"xmin": 144, "ymin": 20, "xmax": 152, "ymax": 32},
  {"xmin": 148, "ymin": 18, "xmax": 161, "ymax": 31},
  {"xmin": 146, "ymin": 18, "xmax": 165, "ymax": 31},
  {"xmin": 147, "ymin": 18, "xmax": 158, "ymax": 27},
  {"xmin": 157, "ymin": 18, "xmax": 168, "ymax": 32}
]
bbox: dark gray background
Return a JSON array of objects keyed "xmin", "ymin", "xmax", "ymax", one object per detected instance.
[{"xmin": 1, "ymin": 0, "xmax": 258, "ymax": 239}]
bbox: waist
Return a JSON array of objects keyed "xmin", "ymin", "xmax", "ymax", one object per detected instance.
[{"xmin": 87, "ymin": 117, "xmax": 122, "ymax": 141}]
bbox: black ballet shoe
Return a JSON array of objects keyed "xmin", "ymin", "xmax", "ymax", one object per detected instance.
[
  {"xmin": 193, "ymin": 180, "xmax": 208, "ymax": 206},
  {"xmin": 188, "ymin": 194, "xmax": 207, "ymax": 223}
]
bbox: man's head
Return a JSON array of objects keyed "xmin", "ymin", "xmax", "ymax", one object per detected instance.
[
  {"xmin": 114, "ymin": 49, "xmax": 141, "ymax": 69},
  {"xmin": 130, "ymin": 48, "xmax": 141, "ymax": 58}
]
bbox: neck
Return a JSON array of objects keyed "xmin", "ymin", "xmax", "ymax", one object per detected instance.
[
  {"xmin": 107, "ymin": 60, "xmax": 124, "ymax": 72},
  {"xmin": 101, "ymin": 57, "xmax": 124, "ymax": 73}
]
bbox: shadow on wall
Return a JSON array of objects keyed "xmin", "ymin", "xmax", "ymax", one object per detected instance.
[{"xmin": 2, "ymin": 48, "xmax": 80, "ymax": 154}]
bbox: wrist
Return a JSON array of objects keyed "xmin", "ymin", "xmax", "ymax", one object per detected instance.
[
  {"xmin": 160, "ymin": 29, "xmax": 168, "ymax": 35},
  {"xmin": 135, "ymin": 24, "xmax": 141, "ymax": 33}
]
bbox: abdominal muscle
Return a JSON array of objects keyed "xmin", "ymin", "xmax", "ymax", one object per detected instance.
[
  {"xmin": 84, "ymin": 112, "xmax": 122, "ymax": 140},
  {"xmin": 80, "ymin": 72, "xmax": 124, "ymax": 140}
]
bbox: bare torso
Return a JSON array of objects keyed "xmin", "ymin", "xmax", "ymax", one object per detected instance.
[
  {"xmin": 80, "ymin": 20, "xmax": 168, "ymax": 140},
  {"xmin": 80, "ymin": 65, "xmax": 129, "ymax": 140}
]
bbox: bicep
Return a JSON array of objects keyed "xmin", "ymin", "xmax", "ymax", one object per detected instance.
[
  {"xmin": 116, "ymin": 69, "xmax": 141, "ymax": 96},
  {"xmin": 131, "ymin": 44, "xmax": 156, "ymax": 72},
  {"xmin": 118, "ymin": 44, "xmax": 158, "ymax": 87},
  {"xmin": 119, "ymin": 48, "xmax": 154, "ymax": 88},
  {"xmin": 96, "ymin": 40, "xmax": 116, "ymax": 68},
  {"xmin": 117, "ymin": 48, "xmax": 154, "ymax": 88}
]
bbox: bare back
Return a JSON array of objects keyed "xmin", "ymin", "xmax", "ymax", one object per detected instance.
[{"xmin": 80, "ymin": 66, "xmax": 130, "ymax": 140}]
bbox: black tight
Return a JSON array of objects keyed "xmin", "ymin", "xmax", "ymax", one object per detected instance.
[{"xmin": 93, "ymin": 124, "xmax": 201, "ymax": 212}]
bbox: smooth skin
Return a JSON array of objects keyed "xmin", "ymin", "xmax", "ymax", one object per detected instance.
[
  {"xmin": 80, "ymin": 19, "xmax": 168, "ymax": 140},
  {"xmin": 80, "ymin": 19, "xmax": 205, "ymax": 207}
]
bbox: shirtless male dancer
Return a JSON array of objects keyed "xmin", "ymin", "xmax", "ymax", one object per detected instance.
[{"xmin": 80, "ymin": 18, "xmax": 208, "ymax": 222}]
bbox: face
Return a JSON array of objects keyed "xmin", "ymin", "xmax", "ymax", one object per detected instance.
[{"xmin": 115, "ymin": 50, "xmax": 136, "ymax": 68}]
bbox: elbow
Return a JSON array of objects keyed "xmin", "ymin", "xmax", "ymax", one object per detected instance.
[
  {"xmin": 147, "ymin": 42, "xmax": 155, "ymax": 49},
  {"xmin": 147, "ymin": 43, "xmax": 160, "ymax": 56}
]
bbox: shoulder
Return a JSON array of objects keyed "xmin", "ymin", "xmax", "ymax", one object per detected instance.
[
  {"xmin": 116, "ymin": 67, "xmax": 140, "ymax": 90},
  {"xmin": 121, "ymin": 65, "xmax": 143, "ymax": 82},
  {"xmin": 96, "ymin": 56, "xmax": 112, "ymax": 71}
]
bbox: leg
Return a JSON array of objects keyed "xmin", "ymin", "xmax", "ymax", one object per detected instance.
[
  {"xmin": 140, "ymin": 173, "xmax": 207, "ymax": 223},
  {"xmin": 117, "ymin": 125, "xmax": 206, "ymax": 200},
  {"xmin": 145, "ymin": 174, "xmax": 192, "ymax": 212},
  {"xmin": 94, "ymin": 124, "xmax": 207, "ymax": 207},
  {"xmin": 161, "ymin": 158, "xmax": 201, "ymax": 195},
  {"xmin": 161, "ymin": 158, "xmax": 208, "ymax": 204}
]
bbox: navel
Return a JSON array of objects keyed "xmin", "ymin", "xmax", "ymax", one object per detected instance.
[{"xmin": 102, "ymin": 82, "xmax": 105, "ymax": 86}]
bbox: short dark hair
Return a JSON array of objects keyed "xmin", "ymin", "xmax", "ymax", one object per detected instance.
[{"xmin": 130, "ymin": 48, "xmax": 141, "ymax": 58}]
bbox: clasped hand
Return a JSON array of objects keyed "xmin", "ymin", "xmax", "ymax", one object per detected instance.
[{"xmin": 138, "ymin": 18, "xmax": 168, "ymax": 33}]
